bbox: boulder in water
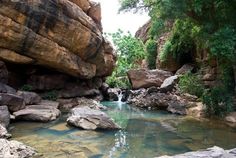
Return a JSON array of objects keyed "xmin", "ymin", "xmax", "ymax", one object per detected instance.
[{"xmin": 67, "ymin": 107, "xmax": 120, "ymax": 130}]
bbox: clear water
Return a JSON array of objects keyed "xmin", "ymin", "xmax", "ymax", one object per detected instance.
[{"xmin": 10, "ymin": 101, "xmax": 236, "ymax": 158}]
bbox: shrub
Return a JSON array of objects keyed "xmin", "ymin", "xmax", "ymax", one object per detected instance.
[
  {"xmin": 42, "ymin": 91, "xmax": 58, "ymax": 101},
  {"xmin": 178, "ymin": 73, "xmax": 204, "ymax": 98},
  {"xmin": 106, "ymin": 75, "xmax": 131, "ymax": 89},
  {"xmin": 146, "ymin": 39, "xmax": 157, "ymax": 69},
  {"xmin": 20, "ymin": 84, "xmax": 33, "ymax": 91},
  {"xmin": 202, "ymin": 86, "xmax": 234, "ymax": 117}
]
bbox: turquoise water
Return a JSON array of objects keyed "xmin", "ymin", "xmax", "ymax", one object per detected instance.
[{"xmin": 11, "ymin": 102, "xmax": 236, "ymax": 158}]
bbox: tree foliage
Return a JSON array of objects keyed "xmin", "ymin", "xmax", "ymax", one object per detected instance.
[
  {"xmin": 119, "ymin": 0, "xmax": 236, "ymax": 116},
  {"xmin": 106, "ymin": 30, "xmax": 146, "ymax": 88}
]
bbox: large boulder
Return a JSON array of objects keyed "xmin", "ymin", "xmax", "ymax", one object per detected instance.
[
  {"xmin": 175, "ymin": 64, "xmax": 194, "ymax": 75},
  {"xmin": 0, "ymin": 0, "xmax": 116, "ymax": 79},
  {"xmin": 17, "ymin": 91, "xmax": 41, "ymax": 105},
  {"xmin": 67, "ymin": 107, "xmax": 120, "ymax": 130},
  {"xmin": 0, "ymin": 139, "xmax": 36, "ymax": 158},
  {"xmin": 225, "ymin": 112, "xmax": 236, "ymax": 123},
  {"xmin": 107, "ymin": 88, "xmax": 121, "ymax": 101},
  {"xmin": 59, "ymin": 97, "xmax": 106, "ymax": 111},
  {"xmin": 0, "ymin": 93, "xmax": 25, "ymax": 112},
  {"xmin": 0, "ymin": 124, "xmax": 11, "ymax": 139},
  {"xmin": 0, "ymin": 83, "xmax": 16, "ymax": 94},
  {"xmin": 13, "ymin": 104, "xmax": 60, "ymax": 122},
  {"xmin": 157, "ymin": 146, "xmax": 236, "ymax": 158},
  {"xmin": 127, "ymin": 69, "xmax": 173, "ymax": 89},
  {"xmin": 0, "ymin": 106, "xmax": 10, "ymax": 127},
  {"xmin": 160, "ymin": 75, "xmax": 179, "ymax": 92}
]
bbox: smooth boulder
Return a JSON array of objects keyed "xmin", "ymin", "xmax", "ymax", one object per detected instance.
[
  {"xmin": 0, "ymin": 93, "xmax": 25, "ymax": 112},
  {"xmin": 67, "ymin": 107, "xmax": 120, "ymax": 130},
  {"xmin": 160, "ymin": 75, "xmax": 179, "ymax": 92},
  {"xmin": 13, "ymin": 104, "xmax": 60, "ymax": 122},
  {"xmin": 17, "ymin": 91, "xmax": 41, "ymax": 105},
  {"xmin": 0, "ymin": 139, "xmax": 36, "ymax": 158},
  {"xmin": 0, "ymin": 83, "xmax": 16, "ymax": 94},
  {"xmin": 127, "ymin": 69, "xmax": 173, "ymax": 89}
]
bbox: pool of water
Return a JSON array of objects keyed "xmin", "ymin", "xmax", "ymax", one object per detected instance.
[{"xmin": 10, "ymin": 101, "xmax": 236, "ymax": 158}]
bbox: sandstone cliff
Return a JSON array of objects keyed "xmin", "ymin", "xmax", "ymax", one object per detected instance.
[{"xmin": 0, "ymin": 0, "xmax": 116, "ymax": 79}]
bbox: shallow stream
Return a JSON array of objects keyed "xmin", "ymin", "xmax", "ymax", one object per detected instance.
[{"xmin": 10, "ymin": 101, "xmax": 236, "ymax": 158}]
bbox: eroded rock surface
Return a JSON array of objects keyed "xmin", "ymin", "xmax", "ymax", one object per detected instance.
[
  {"xmin": 127, "ymin": 69, "xmax": 173, "ymax": 89},
  {"xmin": 0, "ymin": 139, "xmax": 36, "ymax": 158},
  {"xmin": 17, "ymin": 91, "xmax": 41, "ymax": 105},
  {"xmin": 67, "ymin": 107, "xmax": 120, "ymax": 130},
  {"xmin": 0, "ymin": 0, "xmax": 116, "ymax": 79},
  {"xmin": 0, "ymin": 93, "xmax": 25, "ymax": 112},
  {"xmin": 13, "ymin": 104, "xmax": 60, "ymax": 122},
  {"xmin": 0, "ymin": 106, "xmax": 10, "ymax": 127}
]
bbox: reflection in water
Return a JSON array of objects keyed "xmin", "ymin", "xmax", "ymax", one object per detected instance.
[
  {"xmin": 109, "ymin": 130, "xmax": 128, "ymax": 158},
  {"xmin": 10, "ymin": 102, "xmax": 236, "ymax": 158}
]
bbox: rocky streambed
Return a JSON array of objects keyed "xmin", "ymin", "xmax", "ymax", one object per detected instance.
[{"xmin": 6, "ymin": 101, "xmax": 236, "ymax": 158}]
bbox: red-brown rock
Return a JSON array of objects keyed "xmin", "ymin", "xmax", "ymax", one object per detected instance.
[{"xmin": 127, "ymin": 69, "xmax": 173, "ymax": 89}]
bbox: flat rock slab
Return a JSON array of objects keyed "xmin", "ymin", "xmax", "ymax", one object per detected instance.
[
  {"xmin": 0, "ymin": 93, "xmax": 25, "ymax": 112},
  {"xmin": 13, "ymin": 106, "xmax": 60, "ymax": 122},
  {"xmin": 157, "ymin": 146, "xmax": 236, "ymax": 158},
  {"xmin": 67, "ymin": 107, "xmax": 120, "ymax": 130},
  {"xmin": 0, "ymin": 139, "xmax": 36, "ymax": 158}
]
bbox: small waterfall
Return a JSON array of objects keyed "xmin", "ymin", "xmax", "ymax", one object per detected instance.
[
  {"xmin": 117, "ymin": 91, "xmax": 123, "ymax": 110},
  {"xmin": 118, "ymin": 91, "xmax": 123, "ymax": 102}
]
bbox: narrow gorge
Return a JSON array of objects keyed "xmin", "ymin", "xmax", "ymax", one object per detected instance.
[{"xmin": 0, "ymin": 0, "xmax": 236, "ymax": 158}]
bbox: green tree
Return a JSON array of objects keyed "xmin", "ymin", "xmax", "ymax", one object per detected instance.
[
  {"xmin": 106, "ymin": 29, "xmax": 146, "ymax": 88},
  {"xmin": 119, "ymin": 0, "xmax": 236, "ymax": 116}
]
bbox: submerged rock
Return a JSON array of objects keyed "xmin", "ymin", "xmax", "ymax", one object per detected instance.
[
  {"xmin": 157, "ymin": 146, "xmax": 236, "ymax": 158},
  {"xmin": 13, "ymin": 104, "xmax": 60, "ymax": 122},
  {"xmin": 67, "ymin": 107, "xmax": 120, "ymax": 130},
  {"xmin": 127, "ymin": 69, "xmax": 173, "ymax": 89},
  {"xmin": 0, "ymin": 139, "xmax": 36, "ymax": 158}
]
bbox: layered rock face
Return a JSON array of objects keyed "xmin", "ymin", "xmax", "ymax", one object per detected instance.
[{"xmin": 0, "ymin": 0, "xmax": 116, "ymax": 79}]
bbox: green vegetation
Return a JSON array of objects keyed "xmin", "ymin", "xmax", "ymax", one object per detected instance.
[
  {"xmin": 178, "ymin": 73, "xmax": 204, "ymax": 98},
  {"xmin": 106, "ymin": 29, "xmax": 146, "ymax": 88},
  {"xmin": 119, "ymin": 0, "xmax": 236, "ymax": 116},
  {"xmin": 145, "ymin": 39, "xmax": 157, "ymax": 69},
  {"xmin": 20, "ymin": 84, "xmax": 33, "ymax": 91},
  {"xmin": 42, "ymin": 91, "xmax": 58, "ymax": 101}
]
